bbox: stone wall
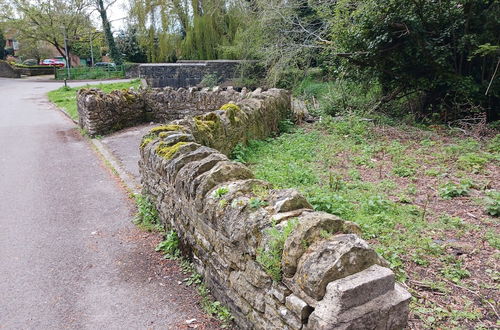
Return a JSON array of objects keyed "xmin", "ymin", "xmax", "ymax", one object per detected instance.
[
  {"xmin": 139, "ymin": 60, "xmax": 244, "ymax": 88},
  {"xmin": 125, "ymin": 63, "xmax": 141, "ymax": 78},
  {"xmin": 0, "ymin": 61, "xmax": 20, "ymax": 78},
  {"xmin": 139, "ymin": 89, "xmax": 411, "ymax": 329},
  {"xmin": 77, "ymin": 86, "xmax": 249, "ymax": 136}
]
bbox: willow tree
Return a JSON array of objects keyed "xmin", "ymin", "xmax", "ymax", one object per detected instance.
[{"xmin": 127, "ymin": 0, "xmax": 246, "ymax": 61}]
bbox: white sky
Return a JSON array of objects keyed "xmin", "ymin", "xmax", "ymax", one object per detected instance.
[{"xmin": 94, "ymin": 0, "xmax": 129, "ymax": 32}]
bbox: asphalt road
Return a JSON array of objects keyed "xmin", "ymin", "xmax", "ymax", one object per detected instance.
[{"xmin": 0, "ymin": 78, "xmax": 214, "ymax": 329}]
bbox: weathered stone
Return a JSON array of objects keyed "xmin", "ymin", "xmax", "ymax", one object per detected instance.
[
  {"xmin": 294, "ymin": 234, "xmax": 382, "ymax": 301},
  {"xmin": 270, "ymin": 189, "xmax": 313, "ymax": 213},
  {"xmin": 343, "ymin": 221, "xmax": 363, "ymax": 236},
  {"xmin": 279, "ymin": 307, "xmax": 302, "ymax": 329},
  {"xmin": 269, "ymin": 282, "xmax": 292, "ymax": 304},
  {"xmin": 285, "ymin": 294, "xmax": 313, "ymax": 322},
  {"xmin": 282, "ymin": 212, "xmax": 345, "ymax": 278},
  {"xmin": 245, "ymin": 260, "xmax": 272, "ymax": 288},
  {"xmin": 306, "ymin": 283, "xmax": 411, "ymax": 330},
  {"xmin": 309, "ymin": 265, "xmax": 396, "ymax": 321}
]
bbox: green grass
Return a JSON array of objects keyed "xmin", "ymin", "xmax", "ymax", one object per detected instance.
[
  {"xmin": 47, "ymin": 79, "xmax": 141, "ymax": 120},
  {"xmin": 233, "ymin": 115, "xmax": 498, "ymax": 283}
]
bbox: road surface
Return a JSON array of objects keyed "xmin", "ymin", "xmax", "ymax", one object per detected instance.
[{"xmin": 0, "ymin": 78, "xmax": 216, "ymax": 329}]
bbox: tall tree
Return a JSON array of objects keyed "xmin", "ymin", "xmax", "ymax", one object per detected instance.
[{"xmin": 95, "ymin": 0, "xmax": 122, "ymax": 64}]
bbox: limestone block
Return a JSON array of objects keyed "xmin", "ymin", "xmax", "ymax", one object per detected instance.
[
  {"xmin": 269, "ymin": 189, "xmax": 313, "ymax": 213},
  {"xmin": 279, "ymin": 307, "xmax": 302, "ymax": 329},
  {"xmin": 245, "ymin": 260, "xmax": 272, "ymax": 288},
  {"xmin": 269, "ymin": 282, "xmax": 292, "ymax": 304},
  {"xmin": 306, "ymin": 283, "xmax": 410, "ymax": 330},
  {"xmin": 285, "ymin": 294, "xmax": 313, "ymax": 322},
  {"xmin": 294, "ymin": 234, "xmax": 382, "ymax": 301},
  {"xmin": 282, "ymin": 212, "xmax": 345, "ymax": 278}
]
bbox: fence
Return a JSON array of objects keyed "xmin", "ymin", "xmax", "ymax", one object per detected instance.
[{"xmin": 55, "ymin": 65, "xmax": 125, "ymax": 80}]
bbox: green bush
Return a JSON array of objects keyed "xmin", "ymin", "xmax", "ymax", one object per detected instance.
[{"xmin": 200, "ymin": 73, "xmax": 219, "ymax": 88}]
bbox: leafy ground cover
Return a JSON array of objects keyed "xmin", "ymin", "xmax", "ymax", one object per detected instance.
[
  {"xmin": 233, "ymin": 115, "xmax": 499, "ymax": 329},
  {"xmin": 47, "ymin": 79, "xmax": 141, "ymax": 120}
]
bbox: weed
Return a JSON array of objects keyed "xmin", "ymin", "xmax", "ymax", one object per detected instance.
[
  {"xmin": 230, "ymin": 143, "xmax": 248, "ymax": 163},
  {"xmin": 278, "ymin": 119, "xmax": 295, "ymax": 133},
  {"xmin": 483, "ymin": 190, "xmax": 500, "ymax": 216},
  {"xmin": 440, "ymin": 259, "xmax": 470, "ymax": 283},
  {"xmin": 200, "ymin": 73, "xmax": 220, "ymax": 88},
  {"xmin": 212, "ymin": 186, "xmax": 229, "ymax": 199},
  {"xmin": 486, "ymin": 134, "xmax": 500, "ymax": 153},
  {"xmin": 248, "ymin": 197, "xmax": 268, "ymax": 209},
  {"xmin": 393, "ymin": 164, "xmax": 416, "ymax": 177},
  {"xmin": 438, "ymin": 214, "xmax": 465, "ymax": 229},
  {"xmin": 256, "ymin": 219, "xmax": 298, "ymax": 281},
  {"xmin": 484, "ymin": 230, "xmax": 500, "ymax": 249},
  {"xmin": 155, "ymin": 230, "xmax": 181, "ymax": 259},
  {"xmin": 134, "ymin": 194, "xmax": 163, "ymax": 232},
  {"xmin": 198, "ymin": 284, "xmax": 234, "ymax": 327},
  {"xmin": 185, "ymin": 272, "xmax": 203, "ymax": 286},
  {"xmin": 439, "ymin": 181, "xmax": 472, "ymax": 199},
  {"xmin": 457, "ymin": 153, "xmax": 489, "ymax": 173}
]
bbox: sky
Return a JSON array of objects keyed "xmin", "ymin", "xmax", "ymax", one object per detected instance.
[{"xmin": 96, "ymin": 0, "xmax": 129, "ymax": 32}]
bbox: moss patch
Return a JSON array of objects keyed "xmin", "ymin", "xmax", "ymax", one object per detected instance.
[
  {"xmin": 220, "ymin": 103, "xmax": 242, "ymax": 124},
  {"xmin": 140, "ymin": 137, "xmax": 154, "ymax": 149},
  {"xmin": 156, "ymin": 142, "xmax": 189, "ymax": 159},
  {"xmin": 150, "ymin": 125, "xmax": 185, "ymax": 134}
]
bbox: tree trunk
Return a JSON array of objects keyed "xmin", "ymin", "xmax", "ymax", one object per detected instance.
[{"xmin": 97, "ymin": 0, "xmax": 122, "ymax": 65}]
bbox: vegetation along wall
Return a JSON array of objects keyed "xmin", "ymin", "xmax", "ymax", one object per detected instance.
[{"xmin": 138, "ymin": 88, "xmax": 411, "ymax": 329}]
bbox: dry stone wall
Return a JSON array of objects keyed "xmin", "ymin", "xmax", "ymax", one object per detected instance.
[
  {"xmin": 139, "ymin": 88, "xmax": 411, "ymax": 329},
  {"xmin": 77, "ymin": 86, "xmax": 248, "ymax": 136}
]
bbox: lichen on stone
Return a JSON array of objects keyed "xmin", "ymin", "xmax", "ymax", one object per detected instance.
[{"xmin": 155, "ymin": 141, "xmax": 189, "ymax": 159}]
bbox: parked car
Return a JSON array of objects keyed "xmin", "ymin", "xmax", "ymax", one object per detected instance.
[
  {"xmin": 40, "ymin": 59, "xmax": 65, "ymax": 67},
  {"xmin": 94, "ymin": 62, "xmax": 116, "ymax": 69},
  {"xmin": 22, "ymin": 59, "xmax": 38, "ymax": 66}
]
